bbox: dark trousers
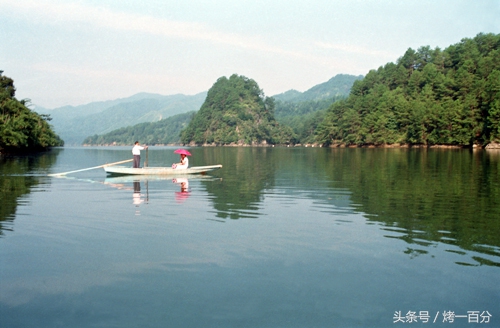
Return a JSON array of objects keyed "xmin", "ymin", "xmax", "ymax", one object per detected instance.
[{"xmin": 133, "ymin": 155, "xmax": 141, "ymax": 168}]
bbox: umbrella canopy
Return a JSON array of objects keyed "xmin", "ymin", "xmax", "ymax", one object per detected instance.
[{"xmin": 174, "ymin": 149, "xmax": 192, "ymax": 156}]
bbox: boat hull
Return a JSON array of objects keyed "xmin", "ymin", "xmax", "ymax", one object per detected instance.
[{"xmin": 104, "ymin": 165, "xmax": 222, "ymax": 176}]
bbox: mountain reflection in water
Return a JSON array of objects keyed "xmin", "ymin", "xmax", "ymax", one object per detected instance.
[
  {"xmin": 1, "ymin": 147, "xmax": 499, "ymax": 267},
  {"xmin": 1, "ymin": 146, "xmax": 499, "ymax": 327}
]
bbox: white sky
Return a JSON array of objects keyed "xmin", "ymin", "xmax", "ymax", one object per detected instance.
[{"xmin": 1, "ymin": 0, "xmax": 499, "ymax": 109}]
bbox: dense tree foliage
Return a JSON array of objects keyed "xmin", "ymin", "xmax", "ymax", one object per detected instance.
[
  {"xmin": 316, "ymin": 33, "xmax": 500, "ymax": 147},
  {"xmin": 277, "ymin": 109, "xmax": 327, "ymax": 144},
  {"xmin": 82, "ymin": 112, "xmax": 193, "ymax": 145},
  {"xmin": 0, "ymin": 72, "xmax": 63, "ymax": 152},
  {"xmin": 273, "ymin": 74, "xmax": 362, "ymax": 144},
  {"xmin": 275, "ymin": 97, "xmax": 344, "ymax": 144},
  {"xmin": 181, "ymin": 74, "xmax": 294, "ymax": 145}
]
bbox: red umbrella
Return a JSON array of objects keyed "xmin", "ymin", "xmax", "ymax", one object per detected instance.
[{"xmin": 174, "ymin": 149, "xmax": 192, "ymax": 156}]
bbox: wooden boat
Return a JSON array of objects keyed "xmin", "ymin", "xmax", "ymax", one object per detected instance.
[{"xmin": 104, "ymin": 164, "xmax": 222, "ymax": 176}]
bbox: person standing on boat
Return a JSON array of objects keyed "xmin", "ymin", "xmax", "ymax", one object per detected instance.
[{"xmin": 132, "ymin": 141, "xmax": 148, "ymax": 168}]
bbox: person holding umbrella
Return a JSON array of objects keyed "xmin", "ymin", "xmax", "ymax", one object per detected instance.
[{"xmin": 172, "ymin": 149, "xmax": 191, "ymax": 169}]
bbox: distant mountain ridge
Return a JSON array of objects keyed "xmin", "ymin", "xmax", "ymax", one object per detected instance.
[
  {"xmin": 35, "ymin": 92, "xmax": 170, "ymax": 119},
  {"xmin": 273, "ymin": 74, "xmax": 364, "ymax": 102},
  {"xmin": 37, "ymin": 74, "xmax": 362, "ymax": 146},
  {"xmin": 35, "ymin": 92, "xmax": 207, "ymax": 145}
]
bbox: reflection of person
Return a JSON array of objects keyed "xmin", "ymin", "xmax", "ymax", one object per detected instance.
[
  {"xmin": 180, "ymin": 181, "xmax": 188, "ymax": 192},
  {"xmin": 173, "ymin": 178, "xmax": 190, "ymax": 203},
  {"xmin": 172, "ymin": 154, "xmax": 189, "ymax": 169},
  {"xmin": 173, "ymin": 178, "xmax": 189, "ymax": 192},
  {"xmin": 132, "ymin": 141, "xmax": 148, "ymax": 168},
  {"xmin": 133, "ymin": 181, "xmax": 144, "ymax": 206}
]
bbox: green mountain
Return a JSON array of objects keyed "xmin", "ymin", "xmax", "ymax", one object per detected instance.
[
  {"xmin": 35, "ymin": 92, "xmax": 207, "ymax": 145},
  {"xmin": 316, "ymin": 32, "xmax": 500, "ymax": 147},
  {"xmin": 180, "ymin": 74, "xmax": 294, "ymax": 145}
]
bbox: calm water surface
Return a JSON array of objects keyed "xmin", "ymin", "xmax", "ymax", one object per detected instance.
[{"xmin": 1, "ymin": 146, "xmax": 499, "ymax": 327}]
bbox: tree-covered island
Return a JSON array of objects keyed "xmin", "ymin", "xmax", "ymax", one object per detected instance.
[
  {"xmin": 180, "ymin": 74, "xmax": 294, "ymax": 146},
  {"xmin": 83, "ymin": 32, "xmax": 499, "ymax": 148},
  {"xmin": 0, "ymin": 72, "xmax": 63, "ymax": 153}
]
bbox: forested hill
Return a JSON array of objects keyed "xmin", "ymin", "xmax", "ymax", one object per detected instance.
[
  {"xmin": 273, "ymin": 74, "xmax": 363, "ymax": 144},
  {"xmin": 0, "ymin": 72, "xmax": 63, "ymax": 152},
  {"xmin": 275, "ymin": 74, "xmax": 363, "ymax": 118},
  {"xmin": 273, "ymin": 74, "xmax": 363, "ymax": 103},
  {"xmin": 316, "ymin": 33, "xmax": 500, "ymax": 147},
  {"xmin": 180, "ymin": 74, "xmax": 294, "ymax": 145}
]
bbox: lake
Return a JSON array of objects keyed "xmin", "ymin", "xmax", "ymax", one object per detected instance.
[{"xmin": 1, "ymin": 146, "xmax": 499, "ymax": 327}]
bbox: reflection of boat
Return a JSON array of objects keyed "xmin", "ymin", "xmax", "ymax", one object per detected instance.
[
  {"xmin": 104, "ymin": 164, "xmax": 222, "ymax": 176},
  {"xmin": 104, "ymin": 174, "xmax": 219, "ymax": 184}
]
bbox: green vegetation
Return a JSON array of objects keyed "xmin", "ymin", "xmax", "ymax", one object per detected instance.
[
  {"xmin": 274, "ymin": 74, "xmax": 363, "ymax": 144},
  {"xmin": 275, "ymin": 97, "xmax": 346, "ymax": 144},
  {"xmin": 180, "ymin": 74, "xmax": 294, "ymax": 145},
  {"xmin": 316, "ymin": 33, "xmax": 500, "ymax": 147},
  {"xmin": 82, "ymin": 112, "xmax": 193, "ymax": 145},
  {"xmin": 0, "ymin": 72, "xmax": 63, "ymax": 152},
  {"xmin": 274, "ymin": 102, "xmax": 328, "ymax": 144}
]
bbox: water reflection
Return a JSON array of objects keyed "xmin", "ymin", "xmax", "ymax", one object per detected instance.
[
  {"xmin": 1, "ymin": 147, "xmax": 499, "ymax": 328},
  {"xmin": 103, "ymin": 174, "xmax": 221, "ymax": 208},
  {"xmin": 319, "ymin": 148, "xmax": 500, "ymax": 267},
  {"xmin": 2, "ymin": 147, "xmax": 499, "ymax": 268},
  {"xmin": 133, "ymin": 181, "xmax": 146, "ymax": 213},
  {"xmin": 202, "ymin": 147, "xmax": 276, "ymax": 220},
  {"xmin": 198, "ymin": 147, "xmax": 500, "ymax": 267},
  {"xmin": 0, "ymin": 150, "xmax": 60, "ymax": 236},
  {"xmin": 173, "ymin": 178, "xmax": 190, "ymax": 203}
]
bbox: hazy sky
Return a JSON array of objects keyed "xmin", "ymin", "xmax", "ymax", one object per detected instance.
[{"xmin": 1, "ymin": 0, "xmax": 499, "ymax": 109}]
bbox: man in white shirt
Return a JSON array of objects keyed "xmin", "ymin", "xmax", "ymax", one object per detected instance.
[{"xmin": 132, "ymin": 141, "xmax": 148, "ymax": 168}]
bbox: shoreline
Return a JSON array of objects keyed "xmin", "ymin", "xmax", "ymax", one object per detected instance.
[{"xmin": 80, "ymin": 142, "xmax": 500, "ymax": 150}]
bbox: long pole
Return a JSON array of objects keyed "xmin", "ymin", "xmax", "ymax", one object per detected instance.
[{"xmin": 48, "ymin": 159, "xmax": 133, "ymax": 176}]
